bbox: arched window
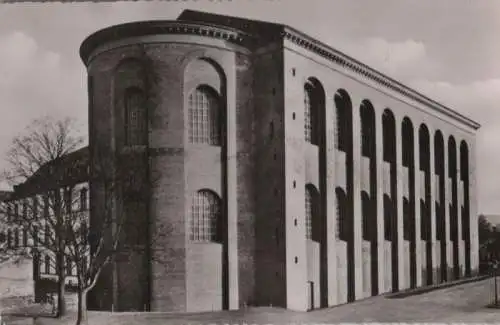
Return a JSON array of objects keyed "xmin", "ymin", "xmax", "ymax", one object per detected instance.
[
  {"xmin": 304, "ymin": 81, "xmax": 323, "ymax": 145},
  {"xmin": 190, "ymin": 190, "xmax": 221, "ymax": 242},
  {"xmin": 335, "ymin": 89, "xmax": 352, "ymax": 152},
  {"xmin": 188, "ymin": 86, "xmax": 221, "ymax": 146},
  {"xmin": 124, "ymin": 87, "xmax": 147, "ymax": 146},
  {"xmin": 304, "ymin": 84, "xmax": 313, "ymax": 143},
  {"xmin": 305, "ymin": 186, "xmax": 313, "ymax": 239},
  {"xmin": 305, "ymin": 184, "xmax": 319, "ymax": 240}
]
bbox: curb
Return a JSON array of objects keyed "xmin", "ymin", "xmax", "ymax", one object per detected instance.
[{"xmin": 386, "ymin": 275, "xmax": 491, "ymax": 299}]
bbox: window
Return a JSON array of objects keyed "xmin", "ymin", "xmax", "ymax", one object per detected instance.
[
  {"xmin": 33, "ymin": 226, "xmax": 38, "ymax": 247},
  {"xmin": 33, "ymin": 197, "xmax": 38, "ymax": 219},
  {"xmin": 7, "ymin": 230, "xmax": 11, "ymax": 248},
  {"xmin": 188, "ymin": 86, "xmax": 221, "ymax": 145},
  {"xmin": 45, "ymin": 255, "xmax": 51, "ymax": 274},
  {"xmin": 66, "ymin": 257, "xmax": 72, "ymax": 276},
  {"xmin": 82, "ymin": 256, "xmax": 87, "ymax": 273},
  {"xmin": 81, "ymin": 222, "xmax": 88, "ymax": 244},
  {"xmin": 23, "ymin": 228, "xmax": 27, "ymax": 247},
  {"xmin": 22, "ymin": 200, "xmax": 27, "ymax": 218},
  {"xmin": 304, "ymin": 82, "xmax": 321, "ymax": 145},
  {"xmin": 80, "ymin": 188, "xmax": 88, "ymax": 211},
  {"xmin": 14, "ymin": 203, "xmax": 18, "ymax": 222},
  {"xmin": 305, "ymin": 186, "xmax": 313, "ymax": 240},
  {"xmin": 336, "ymin": 104, "xmax": 345, "ymax": 151},
  {"xmin": 125, "ymin": 87, "xmax": 147, "ymax": 146},
  {"xmin": 14, "ymin": 228, "xmax": 19, "ymax": 247},
  {"xmin": 43, "ymin": 196, "xmax": 49, "ymax": 218},
  {"xmin": 64, "ymin": 189, "xmax": 72, "ymax": 214},
  {"xmin": 190, "ymin": 190, "xmax": 221, "ymax": 242},
  {"xmin": 45, "ymin": 224, "xmax": 50, "ymax": 245},
  {"xmin": 7, "ymin": 204, "xmax": 11, "ymax": 223},
  {"xmin": 304, "ymin": 85, "xmax": 313, "ymax": 143}
]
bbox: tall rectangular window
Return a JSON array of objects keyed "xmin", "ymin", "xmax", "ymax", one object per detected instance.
[
  {"xmin": 14, "ymin": 228, "xmax": 19, "ymax": 247},
  {"xmin": 22, "ymin": 228, "xmax": 28, "ymax": 247},
  {"xmin": 80, "ymin": 189, "xmax": 88, "ymax": 211},
  {"xmin": 45, "ymin": 255, "xmax": 51, "ymax": 274},
  {"xmin": 66, "ymin": 257, "xmax": 72, "ymax": 276},
  {"xmin": 7, "ymin": 229, "xmax": 11, "ymax": 248},
  {"xmin": 33, "ymin": 225, "xmax": 38, "ymax": 247}
]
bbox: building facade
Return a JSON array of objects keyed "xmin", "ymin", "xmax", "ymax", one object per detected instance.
[
  {"xmin": 1, "ymin": 147, "xmax": 89, "ymax": 300},
  {"xmin": 80, "ymin": 10, "xmax": 480, "ymax": 312}
]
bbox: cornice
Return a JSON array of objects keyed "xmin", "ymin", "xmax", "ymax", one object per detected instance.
[
  {"xmin": 281, "ymin": 27, "xmax": 481, "ymax": 131},
  {"xmin": 80, "ymin": 20, "xmax": 257, "ymax": 65},
  {"xmin": 80, "ymin": 15, "xmax": 480, "ymax": 131}
]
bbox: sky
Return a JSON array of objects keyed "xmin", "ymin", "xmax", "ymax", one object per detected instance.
[{"xmin": 0, "ymin": 0, "xmax": 499, "ymax": 214}]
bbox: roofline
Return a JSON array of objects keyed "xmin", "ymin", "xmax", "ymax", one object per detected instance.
[
  {"xmin": 79, "ymin": 19, "xmax": 255, "ymax": 65},
  {"xmin": 78, "ymin": 10, "xmax": 480, "ymax": 131},
  {"xmin": 282, "ymin": 25, "xmax": 480, "ymax": 130}
]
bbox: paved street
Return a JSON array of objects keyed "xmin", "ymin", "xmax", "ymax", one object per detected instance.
[{"xmin": 19, "ymin": 277, "xmax": 499, "ymax": 325}]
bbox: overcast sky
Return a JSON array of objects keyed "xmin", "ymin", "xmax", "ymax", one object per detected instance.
[{"xmin": 0, "ymin": 0, "xmax": 498, "ymax": 214}]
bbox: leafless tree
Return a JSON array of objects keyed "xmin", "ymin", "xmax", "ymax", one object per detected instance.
[{"xmin": 0, "ymin": 116, "xmax": 84, "ymax": 317}]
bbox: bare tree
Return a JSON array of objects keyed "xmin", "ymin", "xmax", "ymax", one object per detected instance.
[{"xmin": 0, "ymin": 116, "xmax": 84, "ymax": 317}]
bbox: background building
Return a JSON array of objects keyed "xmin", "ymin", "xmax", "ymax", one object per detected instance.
[
  {"xmin": 80, "ymin": 10, "xmax": 480, "ymax": 312},
  {"xmin": 1, "ymin": 147, "xmax": 89, "ymax": 303}
]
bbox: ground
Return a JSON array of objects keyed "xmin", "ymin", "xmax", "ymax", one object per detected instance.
[{"xmin": 2, "ymin": 278, "xmax": 500, "ymax": 324}]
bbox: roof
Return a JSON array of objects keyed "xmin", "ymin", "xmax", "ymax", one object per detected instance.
[
  {"xmin": 80, "ymin": 9, "xmax": 481, "ymax": 131},
  {"xmin": 0, "ymin": 191, "xmax": 13, "ymax": 202},
  {"xmin": 12, "ymin": 146, "xmax": 89, "ymax": 199}
]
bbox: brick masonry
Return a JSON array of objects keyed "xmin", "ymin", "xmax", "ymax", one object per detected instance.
[{"xmin": 81, "ymin": 10, "xmax": 480, "ymax": 313}]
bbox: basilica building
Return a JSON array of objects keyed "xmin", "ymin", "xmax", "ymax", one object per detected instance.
[{"xmin": 80, "ymin": 9, "xmax": 480, "ymax": 312}]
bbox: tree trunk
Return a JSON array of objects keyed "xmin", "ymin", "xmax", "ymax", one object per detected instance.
[
  {"xmin": 57, "ymin": 251, "xmax": 66, "ymax": 317},
  {"xmin": 55, "ymin": 191, "xmax": 67, "ymax": 317},
  {"xmin": 76, "ymin": 290, "xmax": 88, "ymax": 325},
  {"xmin": 57, "ymin": 270, "xmax": 66, "ymax": 317}
]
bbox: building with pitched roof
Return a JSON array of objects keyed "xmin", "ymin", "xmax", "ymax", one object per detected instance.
[{"xmin": 1, "ymin": 147, "xmax": 89, "ymax": 303}]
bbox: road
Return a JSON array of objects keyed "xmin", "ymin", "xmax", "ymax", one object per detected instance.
[{"xmin": 5, "ymin": 278, "xmax": 500, "ymax": 324}]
